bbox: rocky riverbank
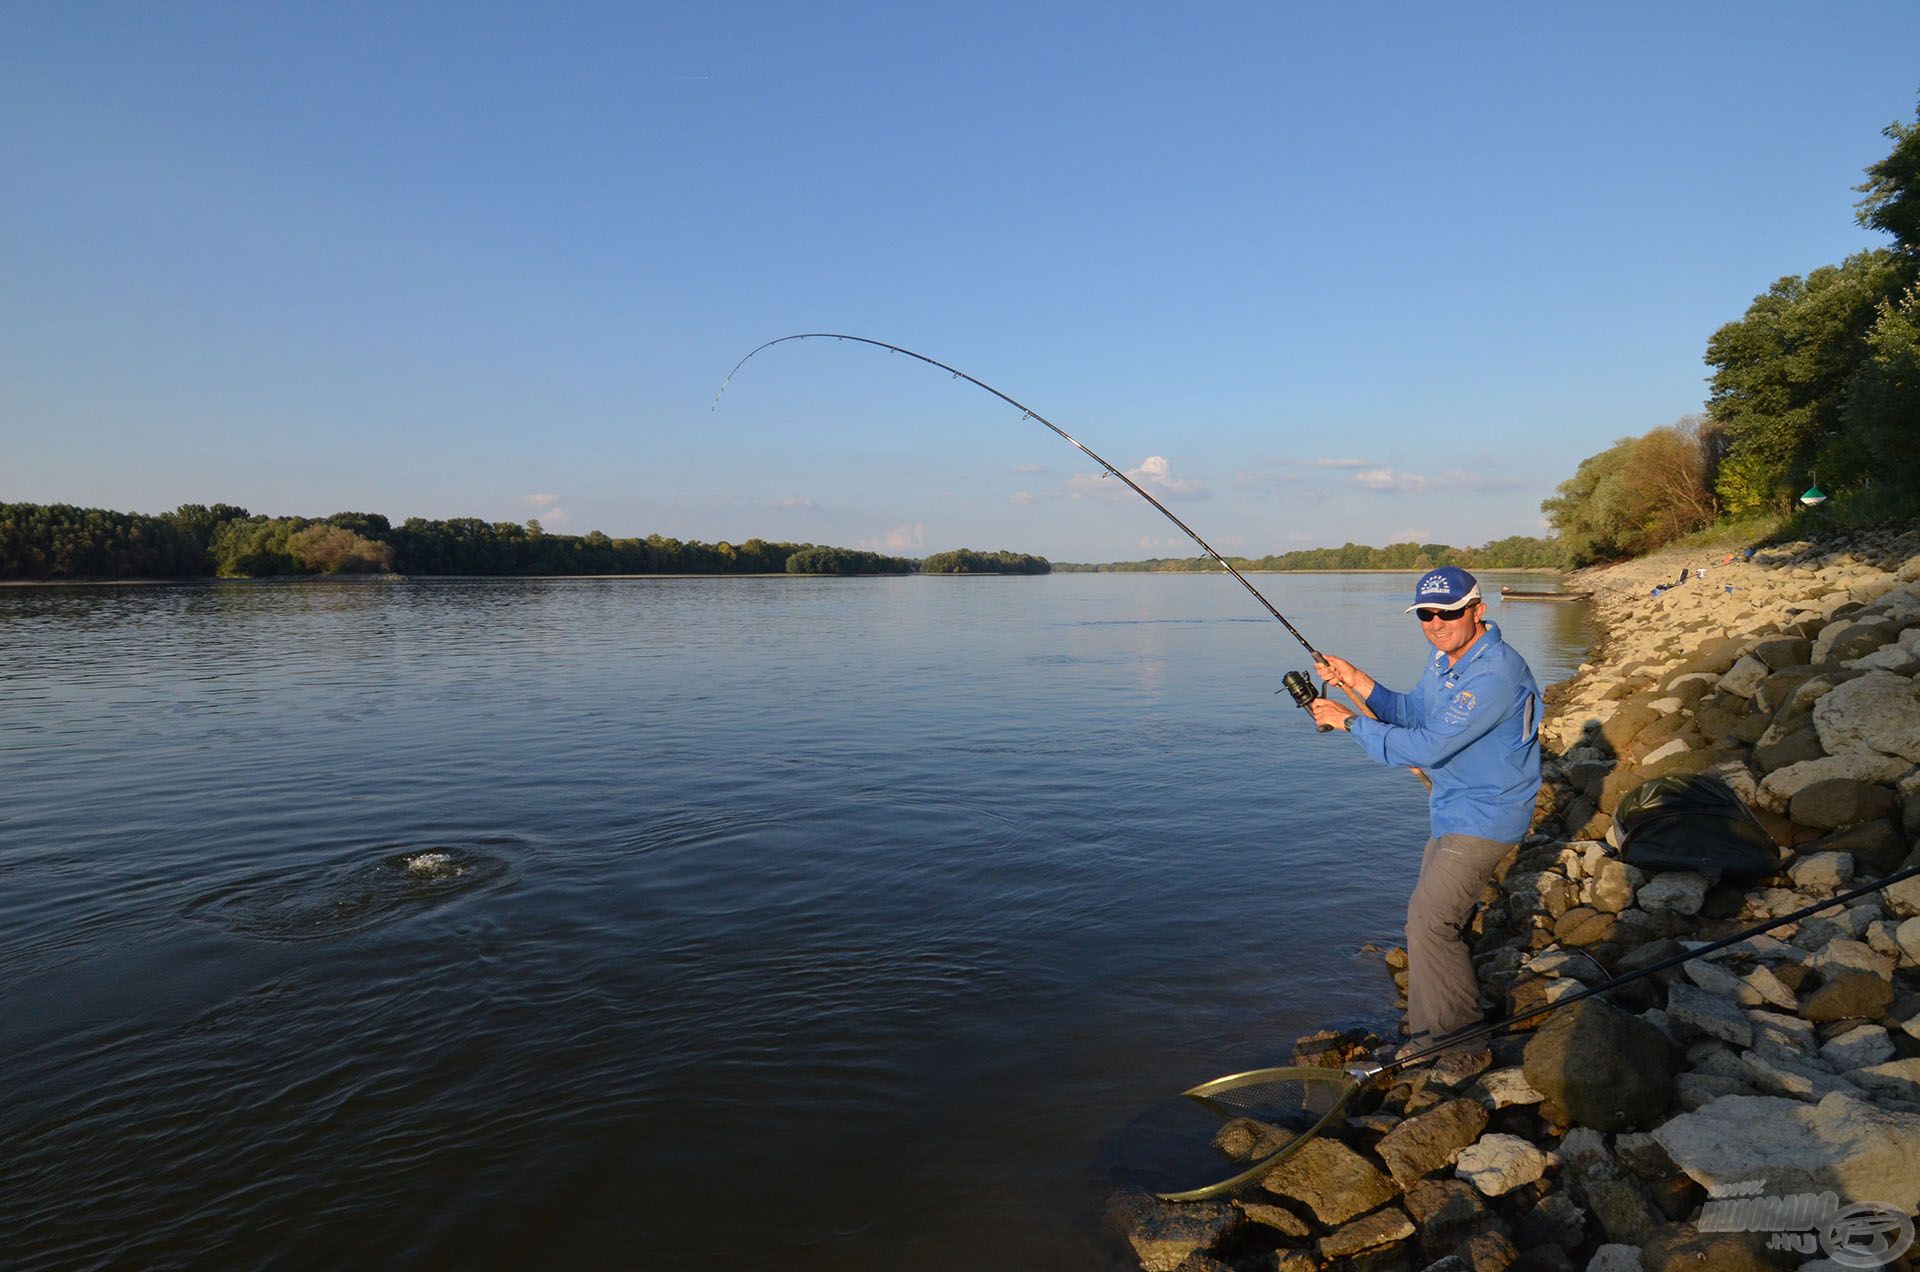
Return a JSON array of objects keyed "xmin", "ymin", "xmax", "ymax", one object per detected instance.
[{"xmin": 1111, "ymin": 527, "xmax": 1920, "ymax": 1271}]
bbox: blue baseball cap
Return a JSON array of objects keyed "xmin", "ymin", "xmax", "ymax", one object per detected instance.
[{"xmin": 1405, "ymin": 566, "xmax": 1482, "ymax": 612}]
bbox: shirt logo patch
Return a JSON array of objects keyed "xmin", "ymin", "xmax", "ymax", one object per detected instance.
[{"xmin": 1443, "ymin": 688, "xmax": 1476, "ymax": 725}]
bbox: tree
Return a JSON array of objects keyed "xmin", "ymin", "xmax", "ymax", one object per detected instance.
[
  {"xmin": 1857, "ymin": 106, "xmax": 1920, "ymax": 259},
  {"xmin": 1705, "ymin": 250, "xmax": 1906, "ymax": 514},
  {"xmin": 1842, "ymin": 282, "xmax": 1920, "ymax": 494}
]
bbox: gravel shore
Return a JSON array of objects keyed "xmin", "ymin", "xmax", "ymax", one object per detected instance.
[{"xmin": 1112, "ymin": 526, "xmax": 1920, "ymax": 1272}]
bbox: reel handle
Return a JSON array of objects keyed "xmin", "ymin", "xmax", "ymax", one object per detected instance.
[{"xmin": 1280, "ymin": 670, "xmax": 1333, "ymax": 732}]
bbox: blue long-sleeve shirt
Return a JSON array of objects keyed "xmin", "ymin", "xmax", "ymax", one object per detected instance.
[{"xmin": 1345, "ymin": 621, "xmax": 1542, "ymax": 843}]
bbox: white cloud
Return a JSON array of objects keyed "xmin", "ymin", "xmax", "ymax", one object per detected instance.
[
  {"xmin": 1008, "ymin": 491, "xmax": 1038, "ymax": 506},
  {"xmin": 1387, "ymin": 526, "xmax": 1433, "ymax": 543},
  {"xmin": 1065, "ymin": 454, "xmax": 1210, "ymax": 501},
  {"xmin": 1353, "ymin": 467, "xmax": 1531, "ymax": 496},
  {"xmin": 1009, "ymin": 463, "xmax": 1044, "ymax": 474},
  {"xmin": 776, "ymin": 496, "xmax": 817, "ymax": 510},
  {"xmin": 521, "ymin": 492, "xmax": 570, "ymax": 524},
  {"xmin": 864, "ymin": 522, "xmax": 926, "ymax": 553},
  {"xmin": 1355, "ymin": 467, "xmax": 1430, "ymax": 492}
]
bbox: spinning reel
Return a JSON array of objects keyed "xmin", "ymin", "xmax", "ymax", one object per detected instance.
[{"xmin": 1279, "ymin": 669, "xmax": 1333, "ymax": 732}]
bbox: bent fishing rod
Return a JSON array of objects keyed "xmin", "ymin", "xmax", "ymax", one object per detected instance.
[{"xmin": 717, "ymin": 333, "xmax": 1424, "ymax": 782}]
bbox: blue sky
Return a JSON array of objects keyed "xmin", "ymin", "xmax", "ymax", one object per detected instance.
[{"xmin": 3, "ymin": 3, "xmax": 1916, "ymax": 561}]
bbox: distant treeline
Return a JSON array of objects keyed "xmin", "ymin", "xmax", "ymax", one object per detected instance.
[
  {"xmin": 0, "ymin": 503, "xmax": 1045, "ymax": 580},
  {"xmin": 1545, "ymin": 105, "xmax": 1920, "ymax": 564},
  {"xmin": 1053, "ymin": 534, "xmax": 1566, "ymax": 573},
  {"xmin": 920, "ymin": 548, "xmax": 1050, "ymax": 574}
]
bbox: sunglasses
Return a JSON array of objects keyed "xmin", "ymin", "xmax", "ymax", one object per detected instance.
[{"xmin": 1415, "ymin": 605, "xmax": 1475, "ymax": 623}]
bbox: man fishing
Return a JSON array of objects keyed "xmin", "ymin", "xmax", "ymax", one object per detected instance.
[{"xmin": 1307, "ymin": 566, "xmax": 1542, "ymax": 1052}]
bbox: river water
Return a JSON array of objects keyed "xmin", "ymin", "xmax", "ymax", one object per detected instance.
[{"xmin": 0, "ymin": 572, "xmax": 1587, "ymax": 1269}]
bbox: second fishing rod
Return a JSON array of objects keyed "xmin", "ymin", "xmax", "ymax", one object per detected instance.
[{"xmin": 718, "ymin": 333, "xmax": 1423, "ymax": 783}]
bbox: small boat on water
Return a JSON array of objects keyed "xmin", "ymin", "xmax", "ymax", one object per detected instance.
[{"xmin": 1498, "ymin": 586, "xmax": 1586, "ymax": 603}]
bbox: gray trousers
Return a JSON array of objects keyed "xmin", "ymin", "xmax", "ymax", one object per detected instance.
[{"xmin": 1406, "ymin": 832, "xmax": 1514, "ymax": 1044}]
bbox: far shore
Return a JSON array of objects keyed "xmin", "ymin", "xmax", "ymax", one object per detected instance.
[{"xmin": 1, "ymin": 566, "xmax": 1566, "ymax": 586}]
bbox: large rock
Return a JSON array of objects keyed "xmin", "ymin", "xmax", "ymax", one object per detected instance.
[
  {"xmin": 1812, "ymin": 671, "xmax": 1920, "ymax": 763},
  {"xmin": 1637, "ymin": 873, "xmax": 1710, "ymax": 917},
  {"xmin": 1258, "ymin": 1135, "xmax": 1396, "ymax": 1226},
  {"xmin": 1111, "ymin": 1196, "xmax": 1246, "ymax": 1272},
  {"xmin": 1847, "ymin": 1057, "xmax": 1920, "ymax": 1101},
  {"xmin": 1523, "ymin": 998, "xmax": 1673, "ymax": 1131},
  {"xmin": 1454, "ymin": 1133, "xmax": 1550, "ymax": 1196},
  {"xmin": 1316, "ymin": 1205, "xmax": 1415, "ymax": 1261},
  {"xmin": 1758, "ymin": 753, "xmax": 1909, "ymax": 812},
  {"xmin": 1800, "ymin": 970, "xmax": 1895, "ymax": 1023},
  {"xmin": 1375, "ymin": 1097, "xmax": 1490, "ymax": 1185},
  {"xmin": 1402, "ymin": 1177, "xmax": 1495, "ymax": 1249},
  {"xmin": 1751, "ymin": 636, "xmax": 1812, "ymax": 670},
  {"xmin": 1806, "ymin": 819, "xmax": 1909, "ymax": 876},
  {"xmin": 1752, "ymin": 723, "xmax": 1826, "ymax": 774},
  {"xmin": 1812, "ymin": 618, "xmax": 1902, "ymax": 665},
  {"xmin": 1652, "ymin": 1091, "xmax": 1920, "ymax": 1213},
  {"xmin": 1665, "ymin": 982, "xmax": 1754, "ymax": 1047},
  {"xmin": 1715, "ymin": 655, "xmax": 1770, "ymax": 699},
  {"xmin": 1789, "ymin": 779, "xmax": 1899, "ymax": 831}
]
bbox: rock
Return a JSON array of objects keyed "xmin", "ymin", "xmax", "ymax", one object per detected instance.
[
  {"xmin": 1512, "ymin": 1190, "xmax": 1584, "ymax": 1249},
  {"xmin": 1752, "ymin": 722, "xmax": 1825, "ymax": 773},
  {"xmin": 1586, "ymin": 1245, "xmax": 1643, "ymax": 1272},
  {"xmin": 1665, "ymin": 982, "xmax": 1755, "ymax": 1047},
  {"xmin": 1455, "ymin": 1229, "xmax": 1519, "ymax": 1272},
  {"xmin": 1403, "ymin": 1177, "xmax": 1495, "ymax": 1248},
  {"xmin": 1555, "ymin": 1126, "xmax": 1610, "ymax": 1178},
  {"xmin": 1377, "ymin": 1098, "xmax": 1490, "ymax": 1185},
  {"xmin": 1426, "ymin": 1047, "xmax": 1495, "ymax": 1092},
  {"xmin": 1758, "ymin": 753, "xmax": 1909, "ymax": 812},
  {"xmin": 1112, "ymin": 1196, "xmax": 1246, "ymax": 1272},
  {"xmin": 1846, "ymin": 1057, "xmax": 1920, "ymax": 1101},
  {"xmin": 1675, "ymin": 1073, "xmax": 1751, "ymax": 1109},
  {"xmin": 1787, "ymin": 851, "xmax": 1855, "ymax": 893},
  {"xmin": 1553, "ymin": 907, "xmax": 1618, "ymax": 948},
  {"xmin": 1738, "ymin": 1050, "xmax": 1859, "ymax": 1101},
  {"xmin": 1653, "ymin": 1091, "xmax": 1920, "ymax": 1212},
  {"xmin": 1751, "ymin": 636, "xmax": 1813, "ymax": 669},
  {"xmin": 1638, "ymin": 1224, "xmax": 1779, "ymax": 1272},
  {"xmin": 1847, "ymin": 643, "xmax": 1920, "ymax": 675},
  {"xmin": 1259, "ymin": 1136, "xmax": 1397, "ymax": 1226},
  {"xmin": 1636, "ymin": 873, "xmax": 1710, "ymax": 917},
  {"xmin": 1807, "ymin": 938, "xmax": 1896, "ymax": 981},
  {"xmin": 1898, "ymin": 916, "xmax": 1920, "ymax": 966},
  {"xmin": 1523, "ymin": 999, "xmax": 1673, "ymax": 1131},
  {"xmin": 1886, "ymin": 863, "xmax": 1920, "ymax": 919},
  {"xmin": 1790, "ymin": 779, "xmax": 1900, "ymax": 832},
  {"xmin": 1455, "ymin": 1134, "xmax": 1551, "ymax": 1197},
  {"xmin": 1317, "ymin": 1205, "xmax": 1415, "ymax": 1261},
  {"xmin": 1820, "ymin": 1024, "xmax": 1896, "ymax": 1069},
  {"xmin": 1715, "ymin": 655, "xmax": 1769, "ymax": 699},
  {"xmin": 1812, "ymin": 671, "xmax": 1920, "ymax": 762},
  {"xmin": 1582, "ymin": 1175, "xmax": 1659, "ymax": 1246},
  {"xmin": 1474, "ymin": 1067, "xmax": 1546, "ymax": 1109},
  {"xmin": 1612, "ymin": 1132, "xmax": 1679, "ymax": 1182},
  {"xmin": 1238, "ymin": 1202, "xmax": 1312, "ymax": 1239},
  {"xmin": 1212, "ymin": 1118, "xmax": 1291, "ymax": 1163},
  {"xmin": 1812, "ymin": 618, "xmax": 1901, "ymax": 664},
  {"xmin": 1589, "ymin": 859, "xmax": 1635, "ymax": 913},
  {"xmin": 1805, "ymin": 819, "xmax": 1909, "ymax": 876},
  {"xmin": 1740, "ymin": 965, "xmax": 1799, "ymax": 1011}
]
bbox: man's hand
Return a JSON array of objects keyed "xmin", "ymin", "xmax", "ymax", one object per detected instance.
[
  {"xmin": 1309, "ymin": 699, "xmax": 1354, "ymax": 732},
  {"xmin": 1314, "ymin": 654, "xmax": 1375, "ymax": 700}
]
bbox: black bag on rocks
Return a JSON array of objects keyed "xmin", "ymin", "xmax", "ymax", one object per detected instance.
[{"xmin": 1606, "ymin": 774, "xmax": 1781, "ymax": 878}]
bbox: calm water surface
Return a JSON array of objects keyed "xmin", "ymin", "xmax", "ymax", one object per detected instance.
[{"xmin": 1, "ymin": 573, "xmax": 1587, "ymax": 1269}]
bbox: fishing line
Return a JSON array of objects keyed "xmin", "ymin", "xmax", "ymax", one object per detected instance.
[{"xmin": 716, "ymin": 333, "xmax": 1414, "ymax": 764}]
